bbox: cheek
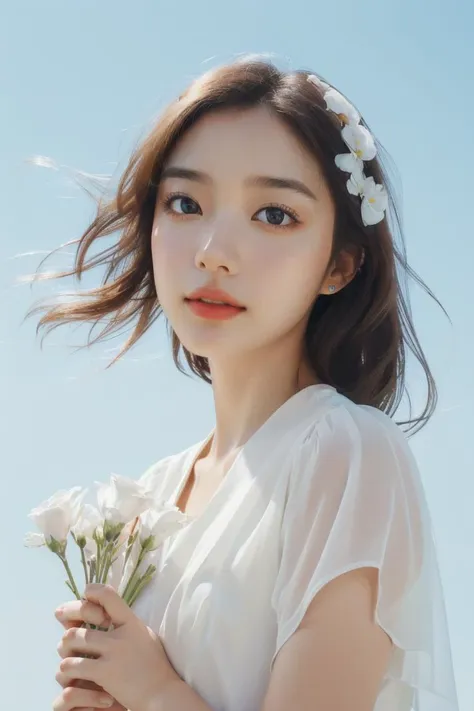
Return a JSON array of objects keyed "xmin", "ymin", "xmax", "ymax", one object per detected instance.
[
  {"xmin": 152, "ymin": 224, "xmax": 180, "ymax": 263},
  {"xmin": 256, "ymin": 243, "xmax": 327, "ymax": 319},
  {"xmin": 151, "ymin": 224, "xmax": 189, "ymax": 286}
]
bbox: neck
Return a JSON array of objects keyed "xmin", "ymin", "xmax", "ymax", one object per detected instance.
[{"xmin": 206, "ymin": 335, "xmax": 317, "ymax": 461}]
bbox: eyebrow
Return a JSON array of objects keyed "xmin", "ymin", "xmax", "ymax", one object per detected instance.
[{"xmin": 160, "ymin": 166, "xmax": 318, "ymax": 202}]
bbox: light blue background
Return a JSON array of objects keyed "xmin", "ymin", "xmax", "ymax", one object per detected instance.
[{"xmin": 1, "ymin": 1, "xmax": 472, "ymax": 709}]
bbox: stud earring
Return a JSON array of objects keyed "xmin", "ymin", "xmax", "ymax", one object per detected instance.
[{"xmin": 328, "ymin": 285, "xmax": 336, "ymax": 294}]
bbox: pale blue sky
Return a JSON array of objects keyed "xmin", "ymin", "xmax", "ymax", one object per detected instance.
[{"xmin": 1, "ymin": 0, "xmax": 472, "ymax": 709}]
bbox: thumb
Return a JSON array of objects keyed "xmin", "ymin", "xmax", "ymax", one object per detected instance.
[{"xmin": 83, "ymin": 583, "xmax": 133, "ymax": 627}]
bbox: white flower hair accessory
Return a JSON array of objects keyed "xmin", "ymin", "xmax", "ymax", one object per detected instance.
[{"xmin": 307, "ymin": 75, "xmax": 388, "ymax": 227}]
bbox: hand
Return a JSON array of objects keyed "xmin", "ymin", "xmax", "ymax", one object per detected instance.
[
  {"xmin": 54, "ymin": 583, "xmax": 181, "ymax": 711},
  {"xmin": 52, "ymin": 683, "xmax": 121, "ymax": 711},
  {"xmin": 53, "ymin": 595, "xmax": 125, "ymax": 711}
]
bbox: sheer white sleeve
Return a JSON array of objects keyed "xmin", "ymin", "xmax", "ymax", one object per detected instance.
[{"xmin": 271, "ymin": 402, "xmax": 458, "ymax": 711}]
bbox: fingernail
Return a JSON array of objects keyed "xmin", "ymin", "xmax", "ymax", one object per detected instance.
[{"xmin": 99, "ymin": 696, "xmax": 114, "ymax": 707}]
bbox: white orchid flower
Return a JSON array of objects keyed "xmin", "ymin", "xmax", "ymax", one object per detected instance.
[
  {"xmin": 308, "ymin": 74, "xmax": 387, "ymax": 227},
  {"xmin": 361, "ymin": 177, "xmax": 389, "ymax": 226},
  {"xmin": 347, "ymin": 171, "xmax": 366, "ymax": 197},
  {"xmin": 28, "ymin": 486, "xmax": 86, "ymax": 546},
  {"xmin": 335, "ymin": 152, "xmax": 363, "ymax": 174},
  {"xmin": 138, "ymin": 506, "xmax": 190, "ymax": 552},
  {"xmin": 342, "ymin": 124, "xmax": 377, "ymax": 161},
  {"xmin": 335, "ymin": 154, "xmax": 367, "ymax": 198},
  {"xmin": 95, "ymin": 474, "xmax": 155, "ymax": 527},
  {"xmin": 334, "ymin": 160, "xmax": 387, "ymax": 225},
  {"xmin": 307, "ymin": 74, "xmax": 330, "ymax": 92},
  {"xmin": 335, "ymin": 152, "xmax": 365, "ymax": 176},
  {"xmin": 324, "ymin": 88, "xmax": 360, "ymax": 126}
]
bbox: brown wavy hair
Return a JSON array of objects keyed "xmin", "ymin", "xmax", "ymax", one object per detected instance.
[{"xmin": 24, "ymin": 57, "xmax": 445, "ymax": 433}]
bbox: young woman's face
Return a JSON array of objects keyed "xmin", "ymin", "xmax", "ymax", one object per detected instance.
[{"xmin": 151, "ymin": 106, "xmax": 336, "ymax": 362}]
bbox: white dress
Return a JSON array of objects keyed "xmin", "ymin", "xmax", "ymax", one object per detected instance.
[{"xmin": 133, "ymin": 384, "xmax": 459, "ymax": 711}]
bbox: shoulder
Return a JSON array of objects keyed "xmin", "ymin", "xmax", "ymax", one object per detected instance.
[
  {"xmin": 303, "ymin": 388, "xmax": 415, "ymax": 459},
  {"xmin": 289, "ymin": 388, "xmax": 421, "ymax": 499},
  {"xmin": 282, "ymin": 390, "xmax": 426, "ymax": 588}
]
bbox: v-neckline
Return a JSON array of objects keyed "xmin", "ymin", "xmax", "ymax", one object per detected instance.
[
  {"xmin": 172, "ymin": 383, "xmax": 335, "ymax": 524},
  {"xmin": 173, "ymin": 430, "xmax": 215, "ymax": 519}
]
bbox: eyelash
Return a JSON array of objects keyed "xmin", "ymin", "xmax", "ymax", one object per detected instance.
[{"xmin": 161, "ymin": 192, "xmax": 302, "ymax": 230}]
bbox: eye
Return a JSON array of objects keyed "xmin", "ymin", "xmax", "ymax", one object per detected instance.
[
  {"xmin": 253, "ymin": 204, "xmax": 300, "ymax": 229},
  {"xmin": 163, "ymin": 193, "xmax": 202, "ymax": 216}
]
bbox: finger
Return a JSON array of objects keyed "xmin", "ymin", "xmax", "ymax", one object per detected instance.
[
  {"xmin": 55, "ymin": 599, "xmax": 111, "ymax": 629},
  {"xmin": 59, "ymin": 656, "xmax": 102, "ymax": 684},
  {"xmin": 57, "ymin": 625, "xmax": 112, "ymax": 660},
  {"xmin": 52, "ymin": 685, "xmax": 114, "ymax": 711},
  {"xmin": 83, "ymin": 584, "xmax": 133, "ymax": 628},
  {"xmin": 56, "ymin": 670, "xmax": 103, "ymax": 693},
  {"xmin": 55, "ymin": 669, "xmax": 81, "ymax": 689}
]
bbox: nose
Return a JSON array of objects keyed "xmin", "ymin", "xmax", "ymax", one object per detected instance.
[{"xmin": 194, "ymin": 223, "xmax": 239, "ymax": 275}]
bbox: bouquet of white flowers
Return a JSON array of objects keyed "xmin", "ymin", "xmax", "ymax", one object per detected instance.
[{"xmin": 25, "ymin": 473, "xmax": 190, "ymax": 610}]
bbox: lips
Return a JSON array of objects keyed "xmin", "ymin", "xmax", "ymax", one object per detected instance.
[
  {"xmin": 185, "ymin": 287, "xmax": 245, "ymax": 309},
  {"xmin": 184, "ymin": 287, "xmax": 246, "ymax": 321}
]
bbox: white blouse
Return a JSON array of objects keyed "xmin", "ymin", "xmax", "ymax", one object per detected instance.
[{"xmin": 133, "ymin": 384, "xmax": 459, "ymax": 711}]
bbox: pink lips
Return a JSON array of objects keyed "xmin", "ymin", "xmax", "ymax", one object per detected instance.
[{"xmin": 185, "ymin": 287, "xmax": 246, "ymax": 321}]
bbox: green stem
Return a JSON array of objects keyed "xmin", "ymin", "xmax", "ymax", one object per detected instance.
[
  {"xmin": 97, "ymin": 540, "xmax": 112, "ymax": 583},
  {"xmin": 100, "ymin": 544, "xmax": 119, "ymax": 584},
  {"xmin": 128, "ymin": 566, "xmax": 156, "ymax": 607},
  {"xmin": 122, "ymin": 532, "xmax": 138, "ymax": 575},
  {"xmin": 96, "ymin": 542, "xmax": 105, "ymax": 582},
  {"xmin": 65, "ymin": 580, "xmax": 77, "ymax": 597},
  {"xmin": 121, "ymin": 547, "xmax": 145, "ymax": 602},
  {"xmin": 126, "ymin": 574, "xmax": 145, "ymax": 607},
  {"xmin": 88, "ymin": 557, "xmax": 96, "ymax": 583},
  {"xmin": 80, "ymin": 547, "xmax": 89, "ymax": 585},
  {"xmin": 60, "ymin": 555, "xmax": 81, "ymax": 599},
  {"xmin": 95, "ymin": 538, "xmax": 102, "ymax": 581}
]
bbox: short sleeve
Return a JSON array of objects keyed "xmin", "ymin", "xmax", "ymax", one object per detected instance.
[{"xmin": 271, "ymin": 402, "xmax": 458, "ymax": 711}]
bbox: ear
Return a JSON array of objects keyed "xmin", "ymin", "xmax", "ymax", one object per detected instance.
[{"xmin": 319, "ymin": 247, "xmax": 362, "ymax": 296}]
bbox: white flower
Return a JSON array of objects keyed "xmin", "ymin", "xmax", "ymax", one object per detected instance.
[
  {"xmin": 138, "ymin": 506, "xmax": 190, "ymax": 552},
  {"xmin": 307, "ymin": 72, "xmax": 387, "ymax": 227},
  {"xmin": 324, "ymin": 88, "xmax": 360, "ymax": 126},
  {"xmin": 120, "ymin": 517, "xmax": 138, "ymax": 542},
  {"xmin": 335, "ymin": 152, "xmax": 365, "ymax": 176},
  {"xmin": 95, "ymin": 474, "xmax": 155, "ymax": 526},
  {"xmin": 83, "ymin": 523, "xmax": 104, "ymax": 557},
  {"xmin": 71, "ymin": 504, "xmax": 102, "ymax": 542},
  {"xmin": 71, "ymin": 504, "xmax": 103, "ymax": 558},
  {"xmin": 24, "ymin": 532, "xmax": 46, "ymax": 547},
  {"xmin": 347, "ymin": 170, "xmax": 366, "ymax": 197},
  {"xmin": 341, "ymin": 124, "xmax": 377, "ymax": 160},
  {"xmin": 334, "ymin": 154, "xmax": 367, "ymax": 198},
  {"xmin": 307, "ymin": 74, "xmax": 330, "ymax": 92},
  {"xmin": 28, "ymin": 486, "xmax": 86, "ymax": 544},
  {"xmin": 361, "ymin": 177, "xmax": 388, "ymax": 226}
]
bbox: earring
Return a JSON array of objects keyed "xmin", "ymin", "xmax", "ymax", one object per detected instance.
[{"xmin": 328, "ymin": 285, "xmax": 336, "ymax": 294}]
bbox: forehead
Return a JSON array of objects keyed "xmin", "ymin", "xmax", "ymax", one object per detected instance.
[{"xmin": 166, "ymin": 106, "xmax": 326, "ymax": 187}]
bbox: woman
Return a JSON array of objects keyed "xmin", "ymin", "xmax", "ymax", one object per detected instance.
[{"xmin": 29, "ymin": 58, "xmax": 458, "ymax": 710}]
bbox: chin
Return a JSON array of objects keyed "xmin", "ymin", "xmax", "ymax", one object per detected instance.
[
  {"xmin": 173, "ymin": 321, "xmax": 250, "ymax": 361},
  {"xmin": 177, "ymin": 332, "xmax": 230, "ymax": 359},
  {"xmin": 168, "ymin": 303, "xmax": 257, "ymax": 358}
]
